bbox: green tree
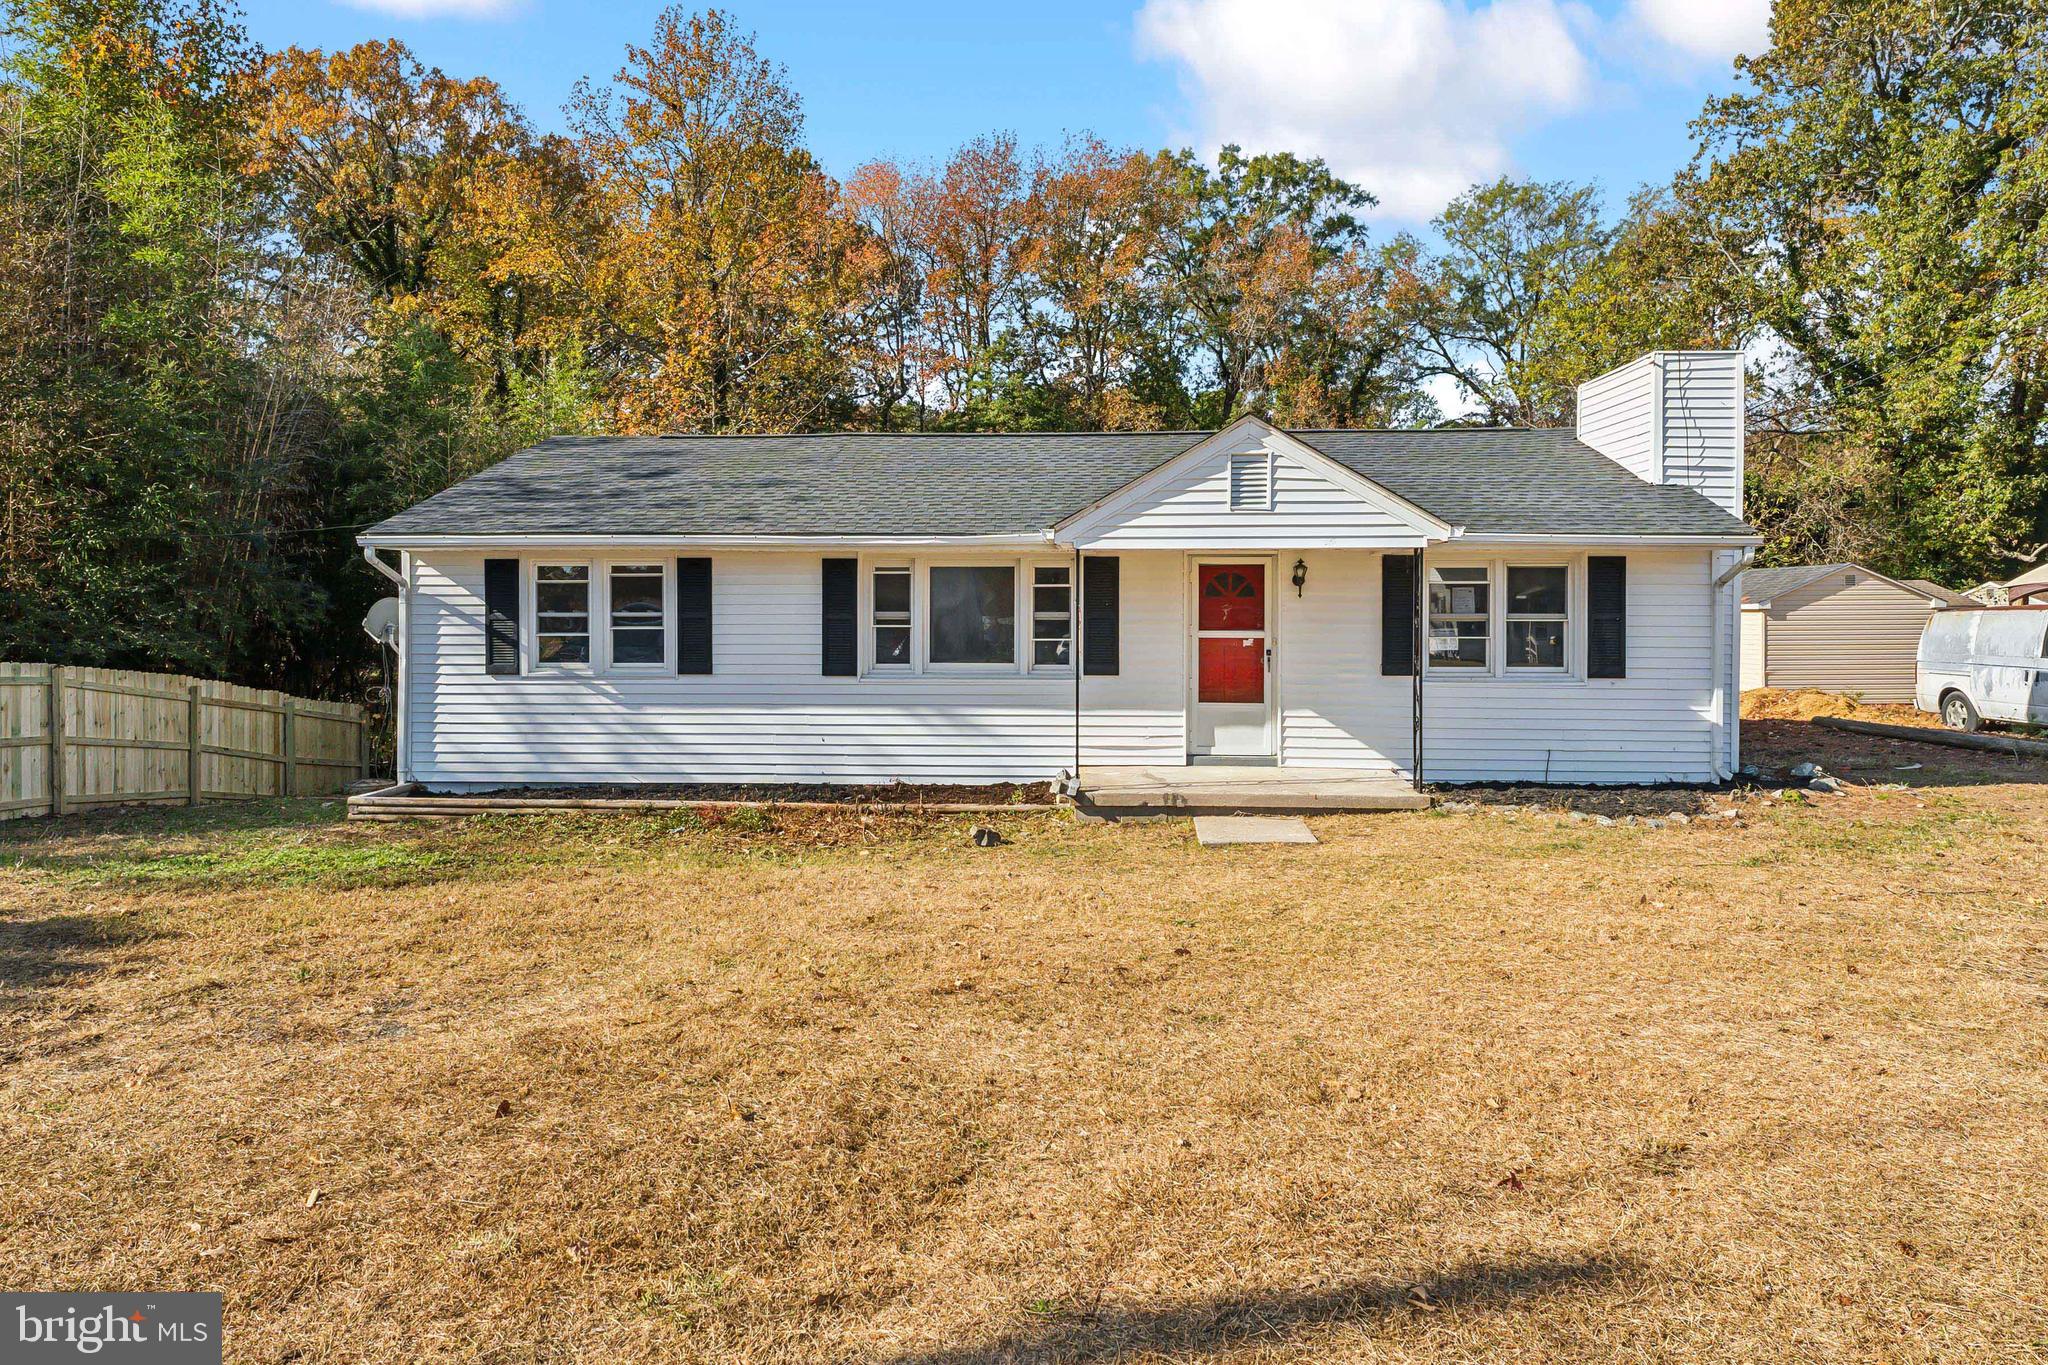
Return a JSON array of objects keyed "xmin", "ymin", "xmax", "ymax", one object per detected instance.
[
  {"xmin": 1528, "ymin": 182, "xmax": 1750, "ymax": 395},
  {"xmin": 0, "ymin": 0, "xmax": 332, "ymax": 679},
  {"xmin": 1392, "ymin": 177, "xmax": 1610, "ymax": 426},
  {"xmin": 1689, "ymin": 0, "xmax": 2048, "ymax": 580}
]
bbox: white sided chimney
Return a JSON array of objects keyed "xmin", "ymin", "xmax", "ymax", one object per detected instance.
[{"xmin": 1575, "ymin": 351, "xmax": 1744, "ymax": 518}]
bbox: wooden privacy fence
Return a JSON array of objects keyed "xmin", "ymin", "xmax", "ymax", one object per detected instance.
[{"xmin": 0, "ymin": 663, "xmax": 369, "ymax": 820}]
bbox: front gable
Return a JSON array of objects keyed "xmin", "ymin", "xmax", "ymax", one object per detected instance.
[{"xmin": 1052, "ymin": 419, "xmax": 1453, "ymax": 550}]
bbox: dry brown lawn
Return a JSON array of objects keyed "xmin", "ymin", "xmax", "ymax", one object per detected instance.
[{"xmin": 4, "ymin": 723, "xmax": 2047, "ymax": 1363}]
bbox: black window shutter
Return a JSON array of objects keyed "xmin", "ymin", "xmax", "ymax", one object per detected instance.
[
  {"xmin": 1082, "ymin": 555, "xmax": 1120, "ymax": 676},
  {"xmin": 821, "ymin": 557, "xmax": 858, "ymax": 676},
  {"xmin": 1588, "ymin": 555, "xmax": 1627, "ymax": 678},
  {"xmin": 483, "ymin": 558, "xmax": 520, "ymax": 676},
  {"xmin": 1381, "ymin": 553, "xmax": 1415, "ymax": 676},
  {"xmin": 676, "ymin": 557, "xmax": 713, "ymax": 674}
]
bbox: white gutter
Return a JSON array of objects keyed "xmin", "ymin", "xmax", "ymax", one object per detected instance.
[
  {"xmin": 356, "ymin": 532, "xmax": 1046, "ymax": 550},
  {"xmin": 1460, "ymin": 533, "xmax": 1763, "ymax": 547},
  {"xmin": 362, "ymin": 544, "xmax": 405, "ymax": 585}
]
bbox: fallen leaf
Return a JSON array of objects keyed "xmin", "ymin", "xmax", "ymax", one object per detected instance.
[{"xmin": 494, "ymin": 1099, "xmax": 512, "ymax": 1118}]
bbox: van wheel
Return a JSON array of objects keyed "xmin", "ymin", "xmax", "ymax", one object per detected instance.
[{"xmin": 1941, "ymin": 691, "xmax": 1982, "ymax": 732}]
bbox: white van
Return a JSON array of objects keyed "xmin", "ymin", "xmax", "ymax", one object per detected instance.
[{"xmin": 1916, "ymin": 607, "xmax": 2048, "ymax": 730}]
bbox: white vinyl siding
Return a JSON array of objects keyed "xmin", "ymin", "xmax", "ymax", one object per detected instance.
[
  {"xmin": 1661, "ymin": 351, "xmax": 1744, "ymax": 517},
  {"xmin": 1576, "ymin": 350, "xmax": 1745, "ymax": 518},
  {"xmin": 1575, "ymin": 355, "xmax": 1659, "ymax": 484},
  {"xmin": 1756, "ymin": 571, "xmax": 1941, "ymax": 703},
  {"xmin": 1070, "ymin": 439, "xmax": 1428, "ymax": 549},
  {"xmin": 1078, "ymin": 552, "xmax": 1185, "ymax": 765},
  {"xmin": 1417, "ymin": 548, "xmax": 1726, "ymax": 784},
  {"xmin": 410, "ymin": 551, "xmax": 1073, "ymax": 785},
  {"xmin": 1275, "ymin": 549, "xmax": 1405, "ymax": 773},
  {"xmin": 403, "ymin": 545, "xmax": 1730, "ymax": 788}
]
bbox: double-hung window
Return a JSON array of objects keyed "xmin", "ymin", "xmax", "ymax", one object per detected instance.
[
  {"xmin": 535, "ymin": 564, "xmax": 592, "ymax": 664},
  {"xmin": 1427, "ymin": 566, "xmax": 1490, "ymax": 669},
  {"xmin": 532, "ymin": 561, "xmax": 670, "ymax": 671},
  {"xmin": 1426, "ymin": 559, "xmax": 1577, "ymax": 676},
  {"xmin": 872, "ymin": 566, "xmax": 911, "ymax": 667},
  {"xmin": 608, "ymin": 563, "xmax": 667, "ymax": 666},
  {"xmin": 859, "ymin": 559, "xmax": 1072, "ymax": 674},
  {"xmin": 1031, "ymin": 565, "xmax": 1072, "ymax": 668},
  {"xmin": 1505, "ymin": 566, "xmax": 1568, "ymax": 669}
]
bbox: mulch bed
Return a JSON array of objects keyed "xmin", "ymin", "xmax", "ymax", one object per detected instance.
[
  {"xmin": 426, "ymin": 781, "xmax": 1058, "ymax": 806},
  {"xmin": 1433, "ymin": 783, "xmax": 1725, "ymax": 818}
]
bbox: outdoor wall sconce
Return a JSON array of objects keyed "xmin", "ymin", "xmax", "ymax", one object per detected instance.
[{"xmin": 1291, "ymin": 558, "xmax": 1308, "ymax": 597}]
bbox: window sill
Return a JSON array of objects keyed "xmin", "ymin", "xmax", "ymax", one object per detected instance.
[
  {"xmin": 1424, "ymin": 669, "xmax": 1584, "ymax": 683},
  {"xmin": 854, "ymin": 668, "xmax": 1068, "ymax": 682}
]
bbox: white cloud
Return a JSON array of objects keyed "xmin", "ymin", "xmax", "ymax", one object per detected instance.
[
  {"xmin": 335, "ymin": 0, "xmax": 519, "ymax": 18},
  {"xmin": 1627, "ymin": 0, "xmax": 1771, "ymax": 63},
  {"xmin": 1134, "ymin": 0, "xmax": 1594, "ymax": 221}
]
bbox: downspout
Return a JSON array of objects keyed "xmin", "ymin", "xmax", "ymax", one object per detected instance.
[
  {"xmin": 1707, "ymin": 548, "xmax": 1755, "ymax": 781},
  {"xmin": 1412, "ymin": 546, "xmax": 1425, "ymax": 792},
  {"xmin": 1072, "ymin": 543, "xmax": 1082, "ymax": 786},
  {"xmin": 362, "ymin": 546, "xmax": 409, "ymax": 783}
]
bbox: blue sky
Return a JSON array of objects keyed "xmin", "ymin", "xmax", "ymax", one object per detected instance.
[{"xmin": 236, "ymin": 0, "xmax": 1770, "ymax": 227}]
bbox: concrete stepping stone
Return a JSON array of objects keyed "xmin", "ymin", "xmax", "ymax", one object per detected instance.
[{"xmin": 1192, "ymin": 815, "xmax": 1318, "ymax": 846}]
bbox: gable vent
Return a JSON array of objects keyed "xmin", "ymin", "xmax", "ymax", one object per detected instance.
[{"xmin": 1228, "ymin": 452, "xmax": 1272, "ymax": 510}]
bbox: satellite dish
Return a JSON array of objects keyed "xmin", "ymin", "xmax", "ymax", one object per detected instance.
[{"xmin": 361, "ymin": 597, "xmax": 400, "ymax": 645}]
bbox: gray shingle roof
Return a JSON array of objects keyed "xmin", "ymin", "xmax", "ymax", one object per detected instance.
[
  {"xmin": 1739, "ymin": 563, "xmax": 1848, "ymax": 604},
  {"xmin": 363, "ymin": 427, "xmax": 1754, "ymax": 541},
  {"xmin": 1902, "ymin": 578, "xmax": 1974, "ymax": 607},
  {"xmin": 1740, "ymin": 563, "xmax": 1969, "ymax": 606}
]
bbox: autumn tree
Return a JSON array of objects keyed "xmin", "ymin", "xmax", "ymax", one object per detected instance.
[
  {"xmin": 512, "ymin": 9, "xmax": 861, "ymax": 431},
  {"xmin": 1013, "ymin": 137, "xmax": 1171, "ymax": 427},
  {"xmin": 1149, "ymin": 146, "xmax": 1377, "ymax": 423},
  {"xmin": 1266, "ymin": 246, "xmax": 1436, "ymax": 430},
  {"xmin": 911, "ymin": 133, "xmax": 1030, "ymax": 418},
  {"xmin": 840, "ymin": 159, "xmax": 929, "ymax": 429},
  {"xmin": 250, "ymin": 40, "xmax": 526, "ymax": 304}
]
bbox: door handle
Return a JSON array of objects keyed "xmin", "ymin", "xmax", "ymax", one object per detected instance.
[{"xmin": 1265, "ymin": 646, "xmax": 1273, "ymax": 669}]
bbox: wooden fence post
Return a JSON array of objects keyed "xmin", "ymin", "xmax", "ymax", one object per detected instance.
[
  {"xmin": 47, "ymin": 666, "xmax": 66, "ymax": 817},
  {"xmin": 356, "ymin": 714, "xmax": 370, "ymax": 782},
  {"xmin": 187, "ymin": 685, "xmax": 203, "ymax": 806},
  {"xmin": 282, "ymin": 699, "xmax": 298, "ymax": 798}
]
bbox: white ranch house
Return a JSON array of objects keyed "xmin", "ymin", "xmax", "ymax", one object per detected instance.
[{"xmin": 360, "ymin": 351, "xmax": 1756, "ymax": 799}]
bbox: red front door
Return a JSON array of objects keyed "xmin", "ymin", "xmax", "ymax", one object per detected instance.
[
  {"xmin": 1197, "ymin": 564, "xmax": 1266, "ymax": 703},
  {"xmin": 1193, "ymin": 562, "xmax": 1273, "ymax": 757}
]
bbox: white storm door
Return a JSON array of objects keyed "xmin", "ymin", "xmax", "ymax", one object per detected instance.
[{"xmin": 1189, "ymin": 558, "xmax": 1276, "ymax": 758}]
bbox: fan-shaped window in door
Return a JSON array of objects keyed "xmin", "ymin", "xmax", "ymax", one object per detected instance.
[{"xmin": 1198, "ymin": 565, "xmax": 1265, "ymax": 630}]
